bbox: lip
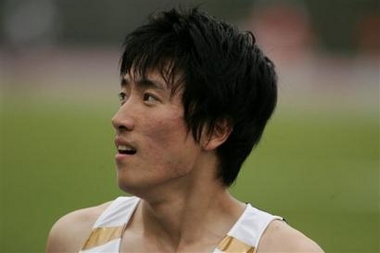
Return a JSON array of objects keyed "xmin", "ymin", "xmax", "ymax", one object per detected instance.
[
  {"xmin": 114, "ymin": 137, "xmax": 136, "ymax": 149},
  {"xmin": 114, "ymin": 136, "xmax": 137, "ymax": 161},
  {"xmin": 114, "ymin": 150, "xmax": 135, "ymax": 163},
  {"xmin": 115, "ymin": 152, "xmax": 129, "ymax": 161}
]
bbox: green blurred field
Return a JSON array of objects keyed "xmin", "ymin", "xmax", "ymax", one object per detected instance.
[{"xmin": 1, "ymin": 93, "xmax": 378, "ymax": 252}]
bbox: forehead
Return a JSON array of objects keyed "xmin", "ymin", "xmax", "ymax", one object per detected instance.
[
  {"xmin": 121, "ymin": 67, "xmax": 184, "ymax": 95},
  {"xmin": 121, "ymin": 70, "xmax": 167, "ymax": 89}
]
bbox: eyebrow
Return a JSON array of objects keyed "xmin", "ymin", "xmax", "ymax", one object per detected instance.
[{"xmin": 121, "ymin": 76, "xmax": 166, "ymax": 90}]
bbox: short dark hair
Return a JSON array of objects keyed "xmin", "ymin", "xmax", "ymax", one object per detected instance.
[{"xmin": 120, "ymin": 8, "xmax": 277, "ymax": 186}]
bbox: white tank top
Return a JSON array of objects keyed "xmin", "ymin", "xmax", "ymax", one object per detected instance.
[{"xmin": 79, "ymin": 196, "xmax": 282, "ymax": 253}]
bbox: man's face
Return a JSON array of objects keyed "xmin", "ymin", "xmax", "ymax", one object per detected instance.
[{"xmin": 111, "ymin": 70, "xmax": 201, "ymax": 196}]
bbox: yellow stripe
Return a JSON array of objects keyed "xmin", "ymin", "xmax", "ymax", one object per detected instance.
[
  {"xmin": 82, "ymin": 226, "xmax": 124, "ymax": 250},
  {"xmin": 82, "ymin": 227, "xmax": 254, "ymax": 252},
  {"xmin": 217, "ymin": 235, "xmax": 255, "ymax": 253}
]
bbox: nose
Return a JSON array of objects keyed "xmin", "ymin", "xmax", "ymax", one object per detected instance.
[{"xmin": 111, "ymin": 103, "xmax": 135, "ymax": 132}]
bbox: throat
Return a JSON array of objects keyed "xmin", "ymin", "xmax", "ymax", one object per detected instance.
[{"xmin": 137, "ymin": 197, "xmax": 243, "ymax": 252}]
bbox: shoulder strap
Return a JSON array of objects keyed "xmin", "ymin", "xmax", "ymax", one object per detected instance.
[
  {"xmin": 92, "ymin": 196, "xmax": 140, "ymax": 227},
  {"xmin": 80, "ymin": 196, "xmax": 140, "ymax": 252},
  {"xmin": 216, "ymin": 204, "xmax": 282, "ymax": 253}
]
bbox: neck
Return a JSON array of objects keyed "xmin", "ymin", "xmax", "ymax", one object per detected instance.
[
  {"xmin": 127, "ymin": 153, "xmax": 245, "ymax": 251},
  {"xmin": 138, "ymin": 181, "xmax": 245, "ymax": 251}
]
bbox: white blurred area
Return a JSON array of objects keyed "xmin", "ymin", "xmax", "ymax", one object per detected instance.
[{"xmin": 0, "ymin": 0, "xmax": 378, "ymax": 112}]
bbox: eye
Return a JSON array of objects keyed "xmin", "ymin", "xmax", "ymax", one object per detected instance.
[
  {"xmin": 143, "ymin": 93, "xmax": 158, "ymax": 102},
  {"xmin": 118, "ymin": 92, "xmax": 127, "ymax": 103}
]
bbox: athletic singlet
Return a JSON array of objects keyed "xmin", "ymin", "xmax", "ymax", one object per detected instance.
[{"xmin": 79, "ymin": 196, "xmax": 282, "ymax": 253}]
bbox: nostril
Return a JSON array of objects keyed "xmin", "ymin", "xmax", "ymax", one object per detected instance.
[
  {"xmin": 111, "ymin": 117, "xmax": 129, "ymax": 131},
  {"xmin": 118, "ymin": 125, "xmax": 128, "ymax": 131}
]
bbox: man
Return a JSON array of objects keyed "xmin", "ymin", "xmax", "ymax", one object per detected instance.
[{"xmin": 46, "ymin": 8, "xmax": 323, "ymax": 252}]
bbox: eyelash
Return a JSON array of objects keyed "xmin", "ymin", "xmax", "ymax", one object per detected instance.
[{"xmin": 118, "ymin": 92, "xmax": 158, "ymax": 104}]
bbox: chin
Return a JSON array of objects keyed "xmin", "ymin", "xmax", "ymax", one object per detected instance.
[
  {"xmin": 117, "ymin": 177, "xmax": 147, "ymax": 196},
  {"xmin": 117, "ymin": 175, "xmax": 133, "ymax": 191}
]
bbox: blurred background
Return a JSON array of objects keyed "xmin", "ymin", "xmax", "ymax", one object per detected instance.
[{"xmin": 0, "ymin": 0, "xmax": 378, "ymax": 252}]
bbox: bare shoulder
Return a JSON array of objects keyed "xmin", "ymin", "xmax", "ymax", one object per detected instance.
[
  {"xmin": 258, "ymin": 220, "xmax": 324, "ymax": 253},
  {"xmin": 45, "ymin": 201, "xmax": 112, "ymax": 253}
]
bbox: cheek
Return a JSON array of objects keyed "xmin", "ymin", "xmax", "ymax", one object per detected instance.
[
  {"xmin": 144, "ymin": 128, "xmax": 187, "ymax": 157},
  {"xmin": 146, "ymin": 114, "xmax": 189, "ymax": 143},
  {"xmin": 143, "ymin": 116, "xmax": 197, "ymax": 167}
]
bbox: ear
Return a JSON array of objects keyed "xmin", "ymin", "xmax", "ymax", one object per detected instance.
[{"xmin": 202, "ymin": 119, "xmax": 233, "ymax": 151}]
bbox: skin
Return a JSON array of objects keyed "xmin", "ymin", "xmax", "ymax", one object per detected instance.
[{"xmin": 46, "ymin": 70, "xmax": 324, "ymax": 253}]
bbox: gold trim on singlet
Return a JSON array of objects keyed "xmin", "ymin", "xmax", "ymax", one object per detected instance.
[
  {"xmin": 81, "ymin": 225, "xmax": 125, "ymax": 250},
  {"xmin": 217, "ymin": 235, "xmax": 256, "ymax": 253},
  {"xmin": 82, "ymin": 226, "xmax": 255, "ymax": 252}
]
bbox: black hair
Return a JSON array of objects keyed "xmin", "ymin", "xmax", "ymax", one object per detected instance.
[{"xmin": 120, "ymin": 8, "xmax": 277, "ymax": 186}]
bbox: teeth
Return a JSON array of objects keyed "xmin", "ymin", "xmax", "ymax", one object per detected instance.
[{"xmin": 118, "ymin": 145, "xmax": 134, "ymax": 151}]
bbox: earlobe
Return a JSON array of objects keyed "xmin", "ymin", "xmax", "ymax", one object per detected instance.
[{"xmin": 202, "ymin": 119, "xmax": 232, "ymax": 151}]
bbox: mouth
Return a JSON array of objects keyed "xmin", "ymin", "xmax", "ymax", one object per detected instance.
[{"xmin": 117, "ymin": 145, "xmax": 137, "ymax": 155}]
